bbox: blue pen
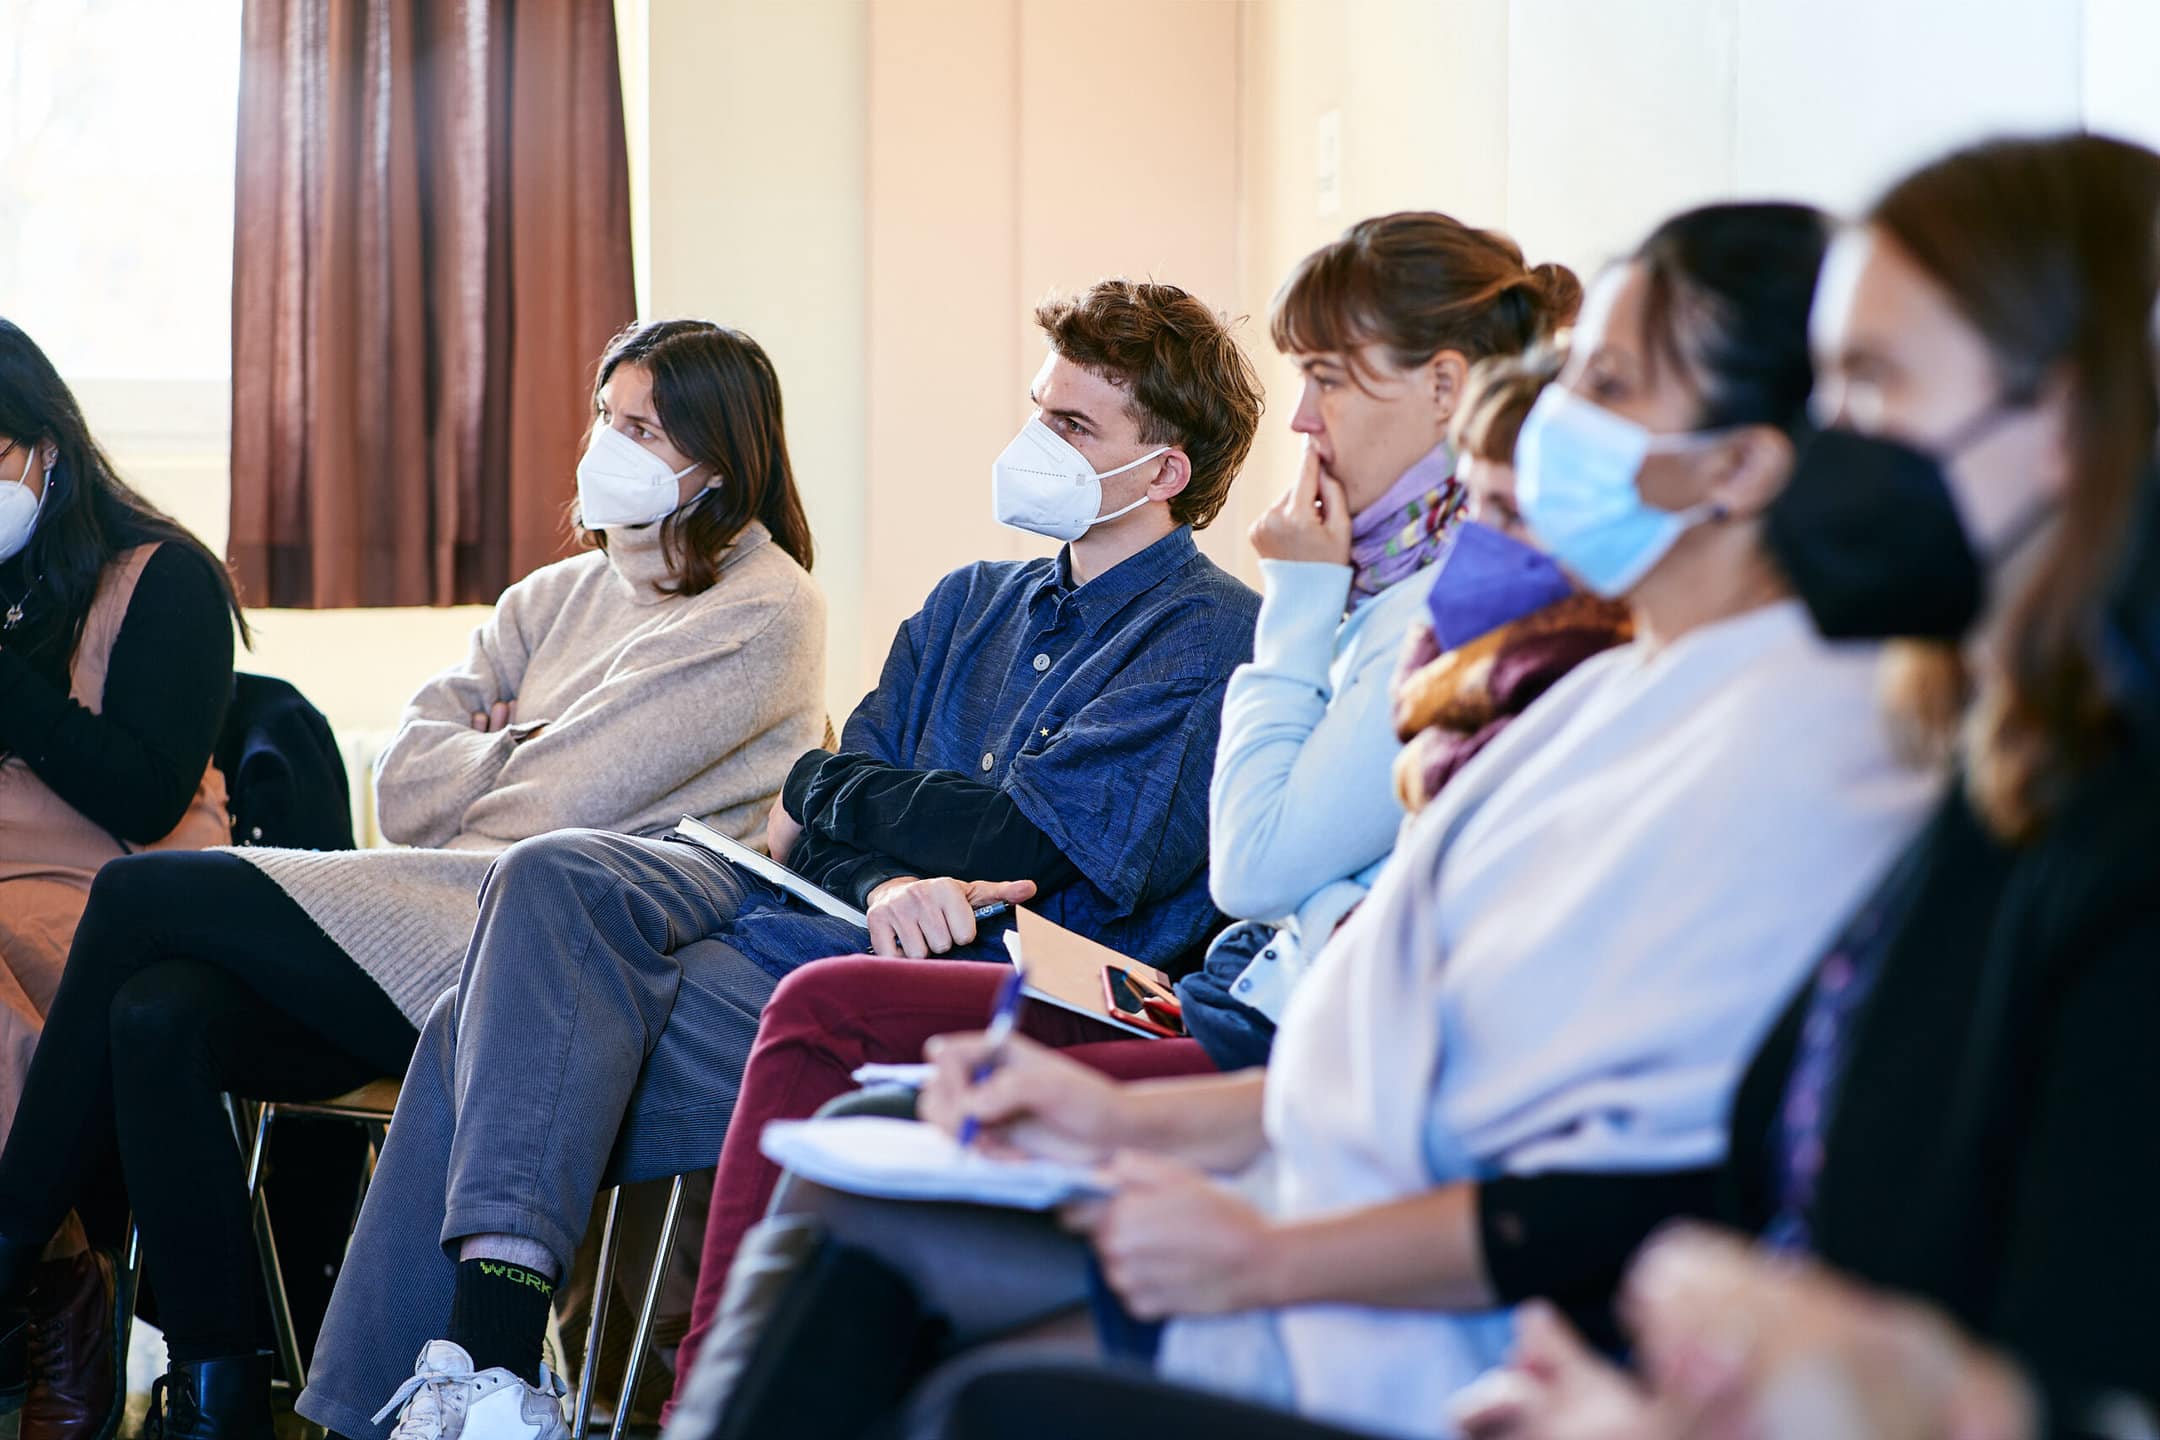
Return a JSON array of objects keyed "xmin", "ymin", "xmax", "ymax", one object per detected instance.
[{"xmin": 957, "ymin": 961, "xmax": 1027, "ymax": 1149}]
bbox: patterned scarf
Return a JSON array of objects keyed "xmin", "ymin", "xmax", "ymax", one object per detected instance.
[{"xmin": 1348, "ymin": 442, "xmax": 1464, "ymax": 607}]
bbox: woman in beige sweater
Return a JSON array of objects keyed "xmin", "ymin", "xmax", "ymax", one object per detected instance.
[{"xmin": 0, "ymin": 320, "xmax": 825, "ymax": 1440}]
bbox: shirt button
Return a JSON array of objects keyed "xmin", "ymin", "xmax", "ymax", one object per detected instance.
[
  {"xmin": 1262, "ymin": 949, "xmax": 1277, "ymax": 961},
  {"xmin": 1237, "ymin": 978, "xmax": 1253, "ymax": 993},
  {"xmin": 1032, "ymin": 653, "xmax": 1051, "ymax": 672},
  {"xmin": 980, "ymin": 752, "xmax": 995, "ymax": 771}
]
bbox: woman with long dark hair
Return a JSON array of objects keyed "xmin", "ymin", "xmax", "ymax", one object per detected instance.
[
  {"xmin": 0, "ymin": 319, "xmax": 248, "ymax": 1110},
  {"xmin": 0, "ymin": 317, "xmax": 247, "ymax": 1440},
  {"xmin": 0, "ymin": 318, "xmax": 826, "ymax": 1440}
]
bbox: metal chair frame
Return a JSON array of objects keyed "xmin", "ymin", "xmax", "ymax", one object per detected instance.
[{"xmin": 118, "ymin": 1084, "xmax": 686, "ymax": 1440}]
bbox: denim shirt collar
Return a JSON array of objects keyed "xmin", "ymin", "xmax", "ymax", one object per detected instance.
[{"xmin": 1031, "ymin": 525, "xmax": 1200, "ymax": 638}]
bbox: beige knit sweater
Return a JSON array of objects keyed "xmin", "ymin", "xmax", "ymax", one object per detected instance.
[{"xmin": 237, "ymin": 519, "xmax": 825, "ymax": 1024}]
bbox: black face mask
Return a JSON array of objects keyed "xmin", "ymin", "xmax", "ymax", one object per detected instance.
[{"xmin": 1765, "ymin": 427, "xmax": 1985, "ymax": 641}]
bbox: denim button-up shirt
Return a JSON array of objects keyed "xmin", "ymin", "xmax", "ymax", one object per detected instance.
[{"xmin": 831, "ymin": 526, "xmax": 1260, "ymax": 967}]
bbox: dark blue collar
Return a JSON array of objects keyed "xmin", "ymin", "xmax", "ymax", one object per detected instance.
[{"xmin": 1032, "ymin": 526, "xmax": 1200, "ymax": 635}]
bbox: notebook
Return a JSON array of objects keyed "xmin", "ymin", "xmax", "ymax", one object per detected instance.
[
  {"xmin": 760, "ymin": 1115, "xmax": 1108, "ymax": 1209},
  {"xmin": 672, "ymin": 815, "xmax": 869, "ymax": 928},
  {"xmin": 1008, "ymin": 907, "xmax": 1172, "ymax": 1040}
]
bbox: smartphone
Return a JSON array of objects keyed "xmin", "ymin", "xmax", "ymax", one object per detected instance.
[{"xmin": 1102, "ymin": 965, "xmax": 1185, "ymax": 1037}]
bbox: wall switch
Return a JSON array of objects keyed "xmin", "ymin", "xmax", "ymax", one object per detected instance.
[{"xmin": 1316, "ymin": 108, "xmax": 1342, "ymax": 217}]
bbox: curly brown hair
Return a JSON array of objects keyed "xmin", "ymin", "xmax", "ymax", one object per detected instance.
[{"xmin": 1032, "ymin": 279, "xmax": 1264, "ymax": 530}]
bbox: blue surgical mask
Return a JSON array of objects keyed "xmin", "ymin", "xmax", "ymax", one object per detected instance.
[
  {"xmin": 1424, "ymin": 519, "xmax": 1575, "ymax": 651},
  {"xmin": 1515, "ymin": 388, "xmax": 1723, "ymax": 597}
]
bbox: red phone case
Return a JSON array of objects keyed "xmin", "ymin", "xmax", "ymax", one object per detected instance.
[{"xmin": 1102, "ymin": 966, "xmax": 1184, "ymax": 1038}]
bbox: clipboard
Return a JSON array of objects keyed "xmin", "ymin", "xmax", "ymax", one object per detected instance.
[
  {"xmin": 1009, "ymin": 907, "xmax": 1173, "ymax": 1040},
  {"xmin": 672, "ymin": 815, "xmax": 870, "ymax": 928}
]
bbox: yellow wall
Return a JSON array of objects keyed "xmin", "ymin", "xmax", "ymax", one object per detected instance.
[
  {"xmin": 862, "ymin": 0, "xmax": 1246, "ymax": 682},
  {"xmin": 635, "ymin": 0, "xmax": 870, "ymax": 722}
]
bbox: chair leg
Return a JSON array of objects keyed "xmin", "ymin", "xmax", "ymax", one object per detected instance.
[
  {"xmin": 112, "ymin": 1219, "xmax": 142, "ymax": 1378},
  {"xmin": 238, "ymin": 1101, "xmax": 308, "ymax": 1391},
  {"xmin": 607, "ymin": 1176, "xmax": 687, "ymax": 1440},
  {"xmin": 570, "ymin": 1188, "xmax": 623, "ymax": 1439}
]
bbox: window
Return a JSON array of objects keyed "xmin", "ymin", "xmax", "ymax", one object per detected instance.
[{"xmin": 1, "ymin": 0, "xmax": 244, "ymax": 385}]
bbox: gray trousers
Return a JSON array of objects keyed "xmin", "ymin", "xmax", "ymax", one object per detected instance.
[{"xmin": 298, "ymin": 828, "xmax": 871, "ymax": 1440}]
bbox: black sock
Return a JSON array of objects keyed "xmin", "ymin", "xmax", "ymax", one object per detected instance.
[{"xmin": 448, "ymin": 1257, "xmax": 554, "ymax": 1386}]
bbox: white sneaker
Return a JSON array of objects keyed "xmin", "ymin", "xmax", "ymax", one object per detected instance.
[{"xmin": 372, "ymin": 1340, "xmax": 568, "ymax": 1440}]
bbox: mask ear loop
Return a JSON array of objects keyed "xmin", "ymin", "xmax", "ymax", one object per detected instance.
[
  {"xmin": 1085, "ymin": 447, "xmax": 1174, "ymax": 527},
  {"xmin": 1091, "ymin": 444, "xmax": 1173, "ymax": 483}
]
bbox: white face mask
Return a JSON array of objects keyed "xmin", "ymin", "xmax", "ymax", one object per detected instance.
[
  {"xmin": 576, "ymin": 422, "xmax": 704, "ymax": 530},
  {"xmin": 0, "ymin": 446, "xmax": 51, "ymax": 564},
  {"xmin": 990, "ymin": 418, "xmax": 1170, "ymax": 542}
]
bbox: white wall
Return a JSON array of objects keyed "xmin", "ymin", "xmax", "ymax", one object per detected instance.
[
  {"xmin": 1227, "ymin": 0, "xmax": 2160, "ymax": 559},
  {"xmin": 1246, "ymin": 0, "xmax": 2160, "ymax": 288},
  {"xmin": 95, "ymin": 0, "xmax": 2160, "ymax": 737}
]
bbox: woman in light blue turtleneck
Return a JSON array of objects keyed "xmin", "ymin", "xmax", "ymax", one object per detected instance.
[{"xmin": 1187, "ymin": 212, "xmax": 1582, "ymax": 1065}]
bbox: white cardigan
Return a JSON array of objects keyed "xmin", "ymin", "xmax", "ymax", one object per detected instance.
[{"xmin": 1163, "ymin": 601, "xmax": 1940, "ymax": 1439}]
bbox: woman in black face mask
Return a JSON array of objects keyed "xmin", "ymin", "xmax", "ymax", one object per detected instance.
[{"xmin": 1454, "ymin": 134, "xmax": 2160, "ymax": 1440}]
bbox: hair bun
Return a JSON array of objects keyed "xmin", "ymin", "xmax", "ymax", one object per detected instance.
[{"xmin": 1521, "ymin": 261, "xmax": 1584, "ymax": 332}]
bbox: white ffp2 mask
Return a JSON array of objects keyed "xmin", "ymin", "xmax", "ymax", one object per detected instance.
[
  {"xmin": 0, "ymin": 446, "xmax": 50, "ymax": 564},
  {"xmin": 576, "ymin": 423, "xmax": 703, "ymax": 530},
  {"xmin": 990, "ymin": 418, "xmax": 1169, "ymax": 543}
]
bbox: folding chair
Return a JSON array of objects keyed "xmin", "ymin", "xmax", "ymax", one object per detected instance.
[
  {"xmin": 568, "ymin": 1174, "xmax": 690, "ymax": 1440},
  {"xmin": 119, "ymin": 1082, "xmax": 687, "ymax": 1438}
]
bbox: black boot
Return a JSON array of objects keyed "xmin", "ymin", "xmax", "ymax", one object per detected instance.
[
  {"xmin": 0, "ymin": 1233, "xmax": 39, "ymax": 1440},
  {"xmin": 144, "ymin": 1354, "xmax": 276, "ymax": 1440}
]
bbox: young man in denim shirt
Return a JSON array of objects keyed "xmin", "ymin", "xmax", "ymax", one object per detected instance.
[{"xmin": 301, "ymin": 279, "xmax": 1266, "ymax": 1440}]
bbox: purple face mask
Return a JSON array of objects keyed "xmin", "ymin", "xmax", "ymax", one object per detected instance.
[{"xmin": 1425, "ymin": 519, "xmax": 1575, "ymax": 651}]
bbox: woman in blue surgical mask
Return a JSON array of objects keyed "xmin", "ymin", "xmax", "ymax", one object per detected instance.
[
  {"xmin": 0, "ymin": 319, "xmax": 827, "ymax": 1440},
  {"xmin": 1456, "ymin": 133, "xmax": 2160, "ymax": 1440}
]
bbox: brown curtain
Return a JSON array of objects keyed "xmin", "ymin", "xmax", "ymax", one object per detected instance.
[{"xmin": 229, "ymin": 0, "xmax": 635, "ymax": 608}]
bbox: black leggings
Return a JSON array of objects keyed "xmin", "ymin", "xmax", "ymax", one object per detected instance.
[{"xmin": 0, "ymin": 850, "xmax": 417, "ymax": 1360}]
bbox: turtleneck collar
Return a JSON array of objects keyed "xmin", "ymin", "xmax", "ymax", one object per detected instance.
[{"xmin": 600, "ymin": 520, "xmax": 678, "ymax": 605}]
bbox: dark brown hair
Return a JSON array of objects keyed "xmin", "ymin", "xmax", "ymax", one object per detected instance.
[
  {"xmin": 1453, "ymin": 343, "xmax": 1567, "ymax": 464},
  {"xmin": 1033, "ymin": 279, "xmax": 1264, "ymax": 530},
  {"xmin": 580, "ymin": 320, "xmax": 814, "ymax": 589},
  {"xmin": 1270, "ymin": 212, "xmax": 1579, "ymax": 388},
  {"xmin": 1634, "ymin": 202, "xmax": 1831, "ymax": 431},
  {"xmin": 0, "ymin": 318, "xmax": 248, "ymax": 707},
  {"xmin": 1870, "ymin": 134, "xmax": 2160, "ymax": 841}
]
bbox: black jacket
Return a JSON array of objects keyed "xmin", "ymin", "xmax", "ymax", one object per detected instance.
[
  {"xmin": 214, "ymin": 672, "xmax": 354, "ymax": 852},
  {"xmin": 1727, "ymin": 496, "xmax": 2160, "ymax": 1435}
]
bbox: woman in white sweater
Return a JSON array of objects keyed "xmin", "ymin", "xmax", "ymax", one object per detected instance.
[{"xmin": 0, "ymin": 320, "xmax": 825, "ymax": 1440}]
